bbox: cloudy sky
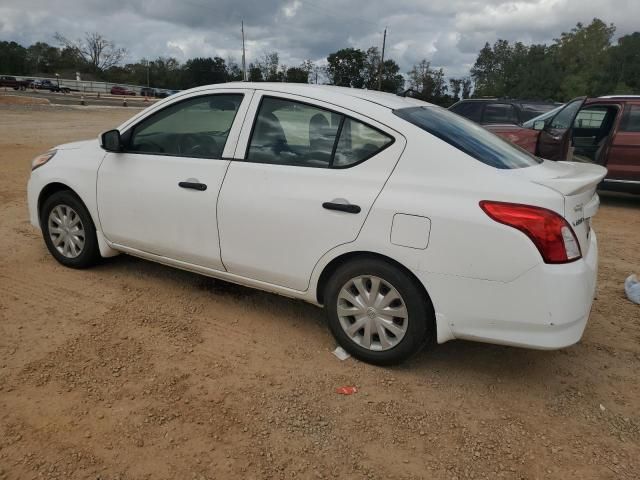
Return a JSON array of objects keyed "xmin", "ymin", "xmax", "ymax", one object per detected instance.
[{"xmin": 1, "ymin": 0, "xmax": 638, "ymax": 78}]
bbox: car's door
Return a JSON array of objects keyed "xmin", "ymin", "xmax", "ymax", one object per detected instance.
[
  {"xmin": 217, "ymin": 92, "xmax": 405, "ymax": 291},
  {"xmin": 605, "ymin": 103, "xmax": 640, "ymax": 181},
  {"xmin": 97, "ymin": 89, "xmax": 252, "ymax": 270},
  {"xmin": 537, "ymin": 97, "xmax": 586, "ymax": 160}
]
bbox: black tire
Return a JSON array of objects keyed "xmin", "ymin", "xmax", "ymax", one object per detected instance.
[
  {"xmin": 324, "ymin": 257, "xmax": 434, "ymax": 365},
  {"xmin": 40, "ymin": 190, "xmax": 100, "ymax": 269}
]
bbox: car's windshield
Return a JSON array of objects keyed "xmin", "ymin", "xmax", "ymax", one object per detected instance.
[
  {"xmin": 394, "ymin": 106, "xmax": 542, "ymax": 169},
  {"xmin": 522, "ymin": 104, "xmax": 564, "ymax": 128}
]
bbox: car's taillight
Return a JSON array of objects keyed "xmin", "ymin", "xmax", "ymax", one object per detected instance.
[{"xmin": 479, "ymin": 201, "xmax": 581, "ymax": 264}]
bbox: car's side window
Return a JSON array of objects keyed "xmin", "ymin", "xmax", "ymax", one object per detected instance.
[
  {"xmin": 620, "ymin": 105, "xmax": 640, "ymax": 132},
  {"xmin": 574, "ymin": 108, "xmax": 607, "ymax": 129},
  {"xmin": 451, "ymin": 102, "xmax": 482, "ymax": 123},
  {"xmin": 246, "ymin": 96, "xmax": 393, "ymax": 168},
  {"xmin": 333, "ymin": 118, "xmax": 393, "ymax": 167},
  {"xmin": 483, "ymin": 103, "xmax": 518, "ymax": 124},
  {"xmin": 128, "ymin": 94, "xmax": 243, "ymax": 159},
  {"xmin": 246, "ymin": 97, "xmax": 341, "ymax": 168},
  {"xmin": 548, "ymin": 99, "xmax": 583, "ymax": 130}
]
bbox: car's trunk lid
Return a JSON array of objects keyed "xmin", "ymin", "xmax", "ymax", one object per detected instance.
[{"xmin": 513, "ymin": 160, "xmax": 607, "ymax": 256}]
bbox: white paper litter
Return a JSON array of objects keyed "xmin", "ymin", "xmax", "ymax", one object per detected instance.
[{"xmin": 332, "ymin": 346, "xmax": 351, "ymax": 361}]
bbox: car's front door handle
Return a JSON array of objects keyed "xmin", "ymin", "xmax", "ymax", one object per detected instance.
[
  {"xmin": 179, "ymin": 181, "xmax": 207, "ymax": 191},
  {"xmin": 322, "ymin": 202, "xmax": 361, "ymax": 214}
]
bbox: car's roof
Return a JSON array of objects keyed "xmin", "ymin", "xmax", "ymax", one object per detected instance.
[
  {"xmin": 453, "ymin": 98, "xmax": 557, "ymax": 105},
  {"xmin": 586, "ymin": 96, "xmax": 640, "ymax": 105},
  {"xmin": 189, "ymin": 82, "xmax": 430, "ymax": 110},
  {"xmin": 598, "ymin": 95, "xmax": 640, "ymax": 99}
]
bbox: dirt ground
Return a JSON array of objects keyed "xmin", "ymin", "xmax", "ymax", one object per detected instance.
[{"xmin": 0, "ymin": 102, "xmax": 639, "ymax": 480}]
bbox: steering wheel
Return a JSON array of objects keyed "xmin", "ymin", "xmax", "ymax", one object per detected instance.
[{"xmin": 178, "ymin": 134, "xmax": 219, "ymax": 157}]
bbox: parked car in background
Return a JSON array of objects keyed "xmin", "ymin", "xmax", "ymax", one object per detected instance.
[
  {"xmin": 449, "ymin": 98, "xmax": 560, "ymax": 125},
  {"xmin": 155, "ymin": 89, "xmax": 170, "ymax": 98},
  {"xmin": 487, "ymin": 96, "xmax": 640, "ymax": 194},
  {"xmin": 30, "ymin": 79, "xmax": 70, "ymax": 93},
  {"xmin": 2, "ymin": 77, "xmax": 37, "ymax": 90},
  {"xmin": 140, "ymin": 87, "xmax": 157, "ymax": 97},
  {"xmin": 0, "ymin": 75, "xmax": 22, "ymax": 89},
  {"xmin": 110, "ymin": 85, "xmax": 136, "ymax": 96},
  {"xmin": 27, "ymin": 83, "xmax": 605, "ymax": 365}
]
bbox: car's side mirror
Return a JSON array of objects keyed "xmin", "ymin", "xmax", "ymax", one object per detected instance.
[
  {"xmin": 100, "ymin": 129, "xmax": 123, "ymax": 152},
  {"xmin": 533, "ymin": 120, "xmax": 545, "ymax": 131}
]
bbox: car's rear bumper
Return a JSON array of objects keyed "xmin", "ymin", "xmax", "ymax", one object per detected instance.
[{"xmin": 424, "ymin": 231, "xmax": 598, "ymax": 349}]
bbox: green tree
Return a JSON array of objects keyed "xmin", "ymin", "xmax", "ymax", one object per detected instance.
[
  {"xmin": 461, "ymin": 77, "xmax": 472, "ymax": 99},
  {"xmin": 607, "ymin": 32, "xmax": 640, "ymax": 93},
  {"xmin": 259, "ymin": 52, "xmax": 280, "ymax": 82},
  {"xmin": 470, "ymin": 40, "xmax": 515, "ymax": 97},
  {"xmin": 285, "ymin": 66, "xmax": 309, "ymax": 83},
  {"xmin": 181, "ymin": 57, "xmax": 228, "ymax": 88},
  {"xmin": 379, "ymin": 59, "xmax": 404, "ymax": 93},
  {"xmin": 449, "ymin": 78, "xmax": 462, "ymax": 101},
  {"xmin": 248, "ymin": 63, "xmax": 263, "ymax": 82},
  {"xmin": 226, "ymin": 57, "xmax": 244, "ymax": 81},
  {"xmin": 326, "ymin": 48, "xmax": 366, "ymax": 88},
  {"xmin": 0, "ymin": 41, "xmax": 27, "ymax": 74},
  {"xmin": 554, "ymin": 18, "xmax": 616, "ymax": 98},
  {"xmin": 360, "ymin": 47, "xmax": 404, "ymax": 92},
  {"xmin": 26, "ymin": 42, "xmax": 60, "ymax": 74},
  {"xmin": 407, "ymin": 60, "xmax": 448, "ymax": 105}
]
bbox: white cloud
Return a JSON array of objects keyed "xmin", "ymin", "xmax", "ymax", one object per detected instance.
[{"xmin": 1, "ymin": 0, "xmax": 637, "ymax": 80}]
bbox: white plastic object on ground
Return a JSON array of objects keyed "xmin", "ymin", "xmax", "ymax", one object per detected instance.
[
  {"xmin": 332, "ymin": 346, "xmax": 351, "ymax": 361},
  {"xmin": 625, "ymin": 274, "xmax": 640, "ymax": 305}
]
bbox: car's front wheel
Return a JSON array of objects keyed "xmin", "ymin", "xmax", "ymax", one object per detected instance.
[
  {"xmin": 324, "ymin": 258, "xmax": 433, "ymax": 365},
  {"xmin": 41, "ymin": 191, "xmax": 100, "ymax": 268}
]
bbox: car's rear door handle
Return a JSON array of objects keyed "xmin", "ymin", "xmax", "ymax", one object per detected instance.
[
  {"xmin": 179, "ymin": 181, "xmax": 207, "ymax": 191},
  {"xmin": 322, "ymin": 202, "xmax": 361, "ymax": 214}
]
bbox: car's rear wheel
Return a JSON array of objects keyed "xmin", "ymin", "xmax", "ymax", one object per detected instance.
[
  {"xmin": 324, "ymin": 258, "xmax": 433, "ymax": 365},
  {"xmin": 41, "ymin": 191, "xmax": 100, "ymax": 268}
]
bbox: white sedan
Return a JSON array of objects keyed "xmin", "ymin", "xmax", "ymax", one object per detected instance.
[{"xmin": 27, "ymin": 83, "xmax": 606, "ymax": 365}]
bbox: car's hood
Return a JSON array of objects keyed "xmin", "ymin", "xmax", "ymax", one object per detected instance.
[{"xmin": 55, "ymin": 139, "xmax": 99, "ymax": 151}]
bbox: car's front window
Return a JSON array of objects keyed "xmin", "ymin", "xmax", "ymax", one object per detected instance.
[
  {"xmin": 128, "ymin": 94, "xmax": 243, "ymax": 159},
  {"xmin": 522, "ymin": 105, "xmax": 564, "ymax": 128},
  {"xmin": 394, "ymin": 106, "xmax": 542, "ymax": 169},
  {"xmin": 548, "ymin": 99, "xmax": 583, "ymax": 130}
]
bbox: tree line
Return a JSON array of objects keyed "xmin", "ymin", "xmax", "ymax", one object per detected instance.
[
  {"xmin": 1, "ymin": 18, "xmax": 639, "ymax": 105},
  {"xmin": 471, "ymin": 19, "xmax": 640, "ymax": 100}
]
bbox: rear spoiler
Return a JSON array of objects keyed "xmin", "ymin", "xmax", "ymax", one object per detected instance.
[{"xmin": 532, "ymin": 161, "xmax": 607, "ymax": 196}]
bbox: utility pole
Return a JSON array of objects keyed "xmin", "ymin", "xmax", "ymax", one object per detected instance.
[
  {"xmin": 377, "ymin": 27, "xmax": 387, "ymax": 91},
  {"xmin": 241, "ymin": 20, "xmax": 247, "ymax": 81}
]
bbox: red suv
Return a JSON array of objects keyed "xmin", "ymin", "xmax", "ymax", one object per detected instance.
[
  {"xmin": 487, "ymin": 96, "xmax": 640, "ymax": 194},
  {"xmin": 110, "ymin": 85, "xmax": 136, "ymax": 96}
]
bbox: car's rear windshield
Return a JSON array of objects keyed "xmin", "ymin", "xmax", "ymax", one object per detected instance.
[{"xmin": 394, "ymin": 106, "xmax": 542, "ymax": 169}]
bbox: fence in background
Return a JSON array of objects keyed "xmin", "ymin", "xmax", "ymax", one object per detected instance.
[{"xmin": 11, "ymin": 75, "xmax": 152, "ymax": 94}]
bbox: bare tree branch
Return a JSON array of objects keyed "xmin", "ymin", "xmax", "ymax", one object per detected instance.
[{"xmin": 54, "ymin": 32, "xmax": 127, "ymax": 71}]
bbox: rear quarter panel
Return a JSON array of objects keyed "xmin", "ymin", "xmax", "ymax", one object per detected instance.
[{"xmin": 316, "ymin": 123, "xmax": 564, "ymax": 285}]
